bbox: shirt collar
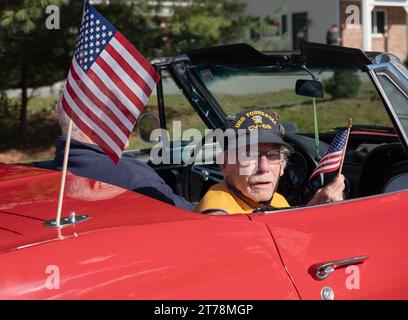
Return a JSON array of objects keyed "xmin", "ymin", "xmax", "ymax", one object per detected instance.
[{"xmin": 224, "ymin": 179, "xmax": 274, "ymax": 212}]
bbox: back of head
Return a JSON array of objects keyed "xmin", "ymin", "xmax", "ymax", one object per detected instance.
[{"xmin": 56, "ymin": 99, "xmax": 94, "ymax": 144}]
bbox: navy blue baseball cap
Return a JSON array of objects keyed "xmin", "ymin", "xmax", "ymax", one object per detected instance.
[{"xmin": 223, "ymin": 107, "xmax": 294, "ymax": 151}]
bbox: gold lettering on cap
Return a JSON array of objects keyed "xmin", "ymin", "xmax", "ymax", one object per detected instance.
[{"xmin": 234, "ymin": 116, "xmax": 246, "ymax": 128}]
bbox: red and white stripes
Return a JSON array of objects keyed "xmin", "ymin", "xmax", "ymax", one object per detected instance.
[
  {"xmin": 61, "ymin": 31, "xmax": 160, "ymax": 163},
  {"xmin": 309, "ymin": 150, "xmax": 344, "ymax": 180}
]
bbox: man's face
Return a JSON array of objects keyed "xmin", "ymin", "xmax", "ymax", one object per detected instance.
[{"xmin": 222, "ymin": 143, "xmax": 284, "ymax": 203}]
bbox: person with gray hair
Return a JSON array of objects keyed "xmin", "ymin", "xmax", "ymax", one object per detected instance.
[
  {"xmin": 196, "ymin": 107, "xmax": 345, "ymax": 214},
  {"xmin": 53, "ymin": 102, "xmax": 193, "ymax": 211}
]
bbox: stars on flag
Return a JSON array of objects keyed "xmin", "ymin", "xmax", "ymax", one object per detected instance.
[
  {"xmin": 74, "ymin": 7, "xmax": 115, "ymax": 71},
  {"xmin": 61, "ymin": 0, "xmax": 160, "ymax": 163}
]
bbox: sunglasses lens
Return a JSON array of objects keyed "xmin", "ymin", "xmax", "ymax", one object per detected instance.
[
  {"xmin": 238, "ymin": 150, "xmax": 283, "ymax": 165},
  {"xmin": 266, "ymin": 151, "xmax": 281, "ymax": 163}
]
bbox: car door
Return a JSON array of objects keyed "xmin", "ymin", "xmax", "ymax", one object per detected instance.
[{"xmin": 251, "ymin": 191, "xmax": 408, "ymax": 299}]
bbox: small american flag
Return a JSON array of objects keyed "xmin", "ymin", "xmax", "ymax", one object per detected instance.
[
  {"xmin": 309, "ymin": 128, "xmax": 349, "ymax": 184},
  {"xmin": 60, "ymin": 0, "xmax": 160, "ymax": 163}
]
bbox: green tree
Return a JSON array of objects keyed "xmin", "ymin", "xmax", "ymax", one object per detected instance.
[
  {"xmin": 0, "ymin": 0, "xmax": 161, "ymax": 145},
  {"xmin": 163, "ymin": 0, "xmax": 247, "ymax": 55},
  {"xmin": 0, "ymin": 0, "xmax": 249, "ymax": 147},
  {"xmin": 324, "ymin": 69, "xmax": 362, "ymax": 99},
  {"xmin": 244, "ymin": 4, "xmax": 288, "ymax": 51},
  {"xmin": 0, "ymin": 0, "xmax": 82, "ymax": 144},
  {"xmin": 94, "ymin": 0, "xmax": 162, "ymax": 58}
]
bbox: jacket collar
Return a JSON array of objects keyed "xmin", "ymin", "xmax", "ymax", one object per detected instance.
[{"xmin": 54, "ymin": 136, "xmax": 106, "ymax": 164}]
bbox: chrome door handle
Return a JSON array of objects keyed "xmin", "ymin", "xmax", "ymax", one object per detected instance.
[{"xmin": 310, "ymin": 256, "xmax": 369, "ymax": 280}]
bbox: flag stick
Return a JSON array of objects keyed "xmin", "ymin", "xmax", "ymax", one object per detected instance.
[
  {"xmin": 56, "ymin": 118, "xmax": 73, "ymax": 228},
  {"xmin": 338, "ymin": 118, "xmax": 353, "ymax": 175},
  {"xmin": 55, "ymin": 1, "xmax": 86, "ymax": 228}
]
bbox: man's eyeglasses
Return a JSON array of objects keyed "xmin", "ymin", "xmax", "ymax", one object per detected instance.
[{"xmin": 238, "ymin": 150, "xmax": 285, "ymax": 166}]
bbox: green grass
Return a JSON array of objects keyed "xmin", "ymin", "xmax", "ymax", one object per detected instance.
[
  {"xmin": 28, "ymin": 96, "xmax": 58, "ymax": 113},
  {"xmin": 219, "ymin": 89, "xmax": 310, "ymax": 115},
  {"xmin": 8, "ymin": 96, "xmax": 58, "ymax": 113},
  {"xmin": 147, "ymin": 84, "xmax": 390, "ymax": 134},
  {"xmin": 211, "ymin": 83, "xmax": 390, "ymax": 132},
  {"xmin": 0, "ymin": 84, "xmax": 392, "ymax": 162}
]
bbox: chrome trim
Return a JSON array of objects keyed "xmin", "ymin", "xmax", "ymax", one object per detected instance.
[
  {"xmin": 313, "ymin": 256, "xmax": 369, "ymax": 280},
  {"xmin": 191, "ymin": 165, "xmax": 224, "ymax": 183},
  {"xmin": 368, "ymin": 61, "xmax": 408, "ymax": 90},
  {"xmin": 372, "ymin": 53, "xmax": 402, "ymax": 65},
  {"xmin": 256, "ymin": 188, "xmax": 408, "ymax": 217},
  {"xmin": 200, "ymin": 169, "xmax": 209, "ymax": 181},
  {"xmin": 321, "ymin": 286, "xmax": 335, "ymax": 300},
  {"xmin": 44, "ymin": 212, "xmax": 91, "ymax": 228},
  {"xmin": 376, "ymin": 71, "xmax": 408, "ymax": 100},
  {"xmin": 367, "ymin": 68, "xmax": 408, "ymax": 154}
]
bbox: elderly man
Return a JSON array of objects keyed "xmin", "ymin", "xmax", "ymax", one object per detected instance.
[
  {"xmin": 196, "ymin": 107, "xmax": 345, "ymax": 214},
  {"xmin": 52, "ymin": 103, "xmax": 193, "ymax": 211}
]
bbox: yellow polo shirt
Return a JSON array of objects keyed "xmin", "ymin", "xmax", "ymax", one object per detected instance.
[{"xmin": 195, "ymin": 181, "xmax": 290, "ymax": 214}]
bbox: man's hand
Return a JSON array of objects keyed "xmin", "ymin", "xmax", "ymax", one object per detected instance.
[{"xmin": 307, "ymin": 174, "xmax": 345, "ymax": 206}]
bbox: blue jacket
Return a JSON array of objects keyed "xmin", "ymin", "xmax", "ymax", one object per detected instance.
[{"xmin": 53, "ymin": 136, "xmax": 193, "ymax": 211}]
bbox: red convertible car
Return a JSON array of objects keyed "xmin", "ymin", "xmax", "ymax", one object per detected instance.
[{"xmin": 1, "ymin": 43, "xmax": 408, "ymax": 299}]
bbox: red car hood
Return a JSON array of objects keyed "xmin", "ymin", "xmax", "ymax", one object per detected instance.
[{"xmin": 0, "ymin": 164, "xmax": 207, "ymax": 253}]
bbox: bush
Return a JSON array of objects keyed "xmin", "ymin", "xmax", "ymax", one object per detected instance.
[{"xmin": 324, "ymin": 69, "xmax": 362, "ymax": 99}]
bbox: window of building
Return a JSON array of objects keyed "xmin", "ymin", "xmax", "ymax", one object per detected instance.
[
  {"xmin": 281, "ymin": 14, "xmax": 287, "ymax": 36},
  {"xmin": 372, "ymin": 9, "xmax": 387, "ymax": 35}
]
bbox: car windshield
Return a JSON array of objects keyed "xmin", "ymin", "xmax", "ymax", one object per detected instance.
[{"xmin": 191, "ymin": 64, "xmax": 392, "ymax": 133}]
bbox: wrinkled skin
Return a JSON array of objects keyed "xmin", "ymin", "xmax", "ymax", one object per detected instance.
[
  {"xmin": 221, "ymin": 143, "xmax": 345, "ymax": 205},
  {"xmin": 307, "ymin": 174, "xmax": 345, "ymax": 205},
  {"xmin": 221, "ymin": 144, "xmax": 285, "ymax": 203}
]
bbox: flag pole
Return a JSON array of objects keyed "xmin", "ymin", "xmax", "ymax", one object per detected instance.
[
  {"xmin": 338, "ymin": 118, "xmax": 353, "ymax": 175},
  {"xmin": 55, "ymin": 1, "xmax": 87, "ymax": 228},
  {"xmin": 56, "ymin": 118, "xmax": 73, "ymax": 228}
]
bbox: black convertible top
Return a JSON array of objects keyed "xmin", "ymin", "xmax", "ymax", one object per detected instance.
[
  {"xmin": 187, "ymin": 42, "xmax": 375, "ymax": 70},
  {"xmin": 300, "ymin": 42, "xmax": 372, "ymax": 70}
]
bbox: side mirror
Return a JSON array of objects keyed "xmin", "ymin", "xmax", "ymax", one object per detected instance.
[
  {"xmin": 295, "ymin": 79, "xmax": 324, "ymax": 98},
  {"xmin": 136, "ymin": 112, "xmax": 161, "ymax": 143}
]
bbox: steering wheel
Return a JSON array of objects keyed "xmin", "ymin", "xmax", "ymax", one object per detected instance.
[
  {"xmin": 380, "ymin": 161, "xmax": 408, "ymax": 193},
  {"xmin": 359, "ymin": 143, "xmax": 407, "ymax": 196},
  {"xmin": 180, "ymin": 134, "xmax": 224, "ymax": 202}
]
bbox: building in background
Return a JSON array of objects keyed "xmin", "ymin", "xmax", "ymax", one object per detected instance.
[
  {"xmin": 242, "ymin": 0, "xmax": 408, "ymax": 60},
  {"xmin": 341, "ymin": 0, "xmax": 408, "ymax": 60}
]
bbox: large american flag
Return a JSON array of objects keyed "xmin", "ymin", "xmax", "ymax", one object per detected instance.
[
  {"xmin": 309, "ymin": 128, "xmax": 349, "ymax": 183},
  {"xmin": 60, "ymin": 0, "xmax": 160, "ymax": 163}
]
